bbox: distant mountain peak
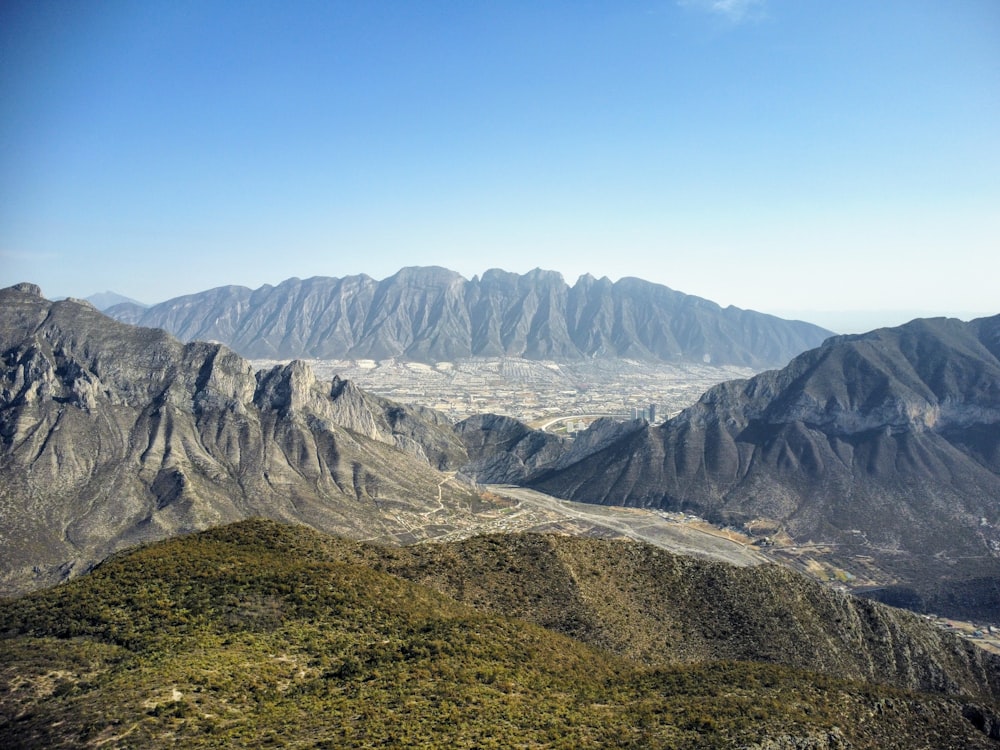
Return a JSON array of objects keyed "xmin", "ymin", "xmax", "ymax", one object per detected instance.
[
  {"xmin": 85, "ymin": 290, "xmax": 147, "ymax": 310},
  {"xmin": 4, "ymin": 281, "xmax": 42, "ymax": 297},
  {"xmin": 103, "ymin": 266, "xmax": 833, "ymax": 367}
]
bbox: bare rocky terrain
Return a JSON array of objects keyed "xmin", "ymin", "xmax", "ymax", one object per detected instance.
[
  {"xmin": 107, "ymin": 267, "xmax": 832, "ymax": 367},
  {"xmin": 524, "ymin": 314, "xmax": 1000, "ymax": 621},
  {"xmin": 0, "ymin": 284, "xmax": 483, "ymax": 594}
]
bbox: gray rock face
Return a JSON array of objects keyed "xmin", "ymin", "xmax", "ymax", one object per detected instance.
[
  {"xmin": 454, "ymin": 413, "xmax": 568, "ymax": 483},
  {"xmin": 0, "ymin": 284, "xmax": 475, "ymax": 596},
  {"xmin": 527, "ymin": 315, "xmax": 1000, "ymax": 620},
  {"xmin": 106, "ymin": 266, "xmax": 833, "ymax": 367}
]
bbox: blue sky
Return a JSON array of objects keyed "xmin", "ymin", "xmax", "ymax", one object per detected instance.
[{"xmin": 2, "ymin": 0, "xmax": 998, "ymax": 331}]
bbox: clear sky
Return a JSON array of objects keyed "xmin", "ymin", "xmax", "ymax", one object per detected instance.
[{"xmin": 2, "ymin": 1, "xmax": 998, "ymax": 332}]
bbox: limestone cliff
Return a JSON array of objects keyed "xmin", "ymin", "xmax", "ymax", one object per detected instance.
[
  {"xmin": 0, "ymin": 284, "xmax": 478, "ymax": 595},
  {"xmin": 107, "ymin": 267, "xmax": 833, "ymax": 367}
]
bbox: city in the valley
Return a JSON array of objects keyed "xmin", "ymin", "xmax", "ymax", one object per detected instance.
[{"xmin": 255, "ymin": 356, "xmax": 756, "ymax": 429}]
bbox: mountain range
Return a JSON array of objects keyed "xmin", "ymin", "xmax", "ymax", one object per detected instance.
[
  {"xmin": 105, "ymin": 267, "xmax": 833, "ymax": 367},
  {"xmin": 83, "ymin": 291, "xmax": 146, "ymax": 311},
  {"xmin": 4, "ymin": 281, "xmax": 1000, "ymax": 622},
  {"xmin": 0, "ymin": 283, "xmax": 488, "ymax": 596},
  {"xmin": 521, "ymin": 315, "xmax": 1000, "ymax": 620},
  {"xmin": 3, "ymin": 281, "xmax": 1000, "ymax": 744}
]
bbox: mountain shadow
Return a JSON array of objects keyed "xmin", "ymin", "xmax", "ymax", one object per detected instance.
[{"xmin": 525, "ymin": 315, "xmax": 1000, "ymax": 621}]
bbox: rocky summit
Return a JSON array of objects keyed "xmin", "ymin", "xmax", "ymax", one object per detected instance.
[
  {"xmin": 106, "ymin": 266, "xmax": 833, "ymax": 367},
  {"xmin": 0, "ymin": 283, "xmax": 493, "ymax": 596},
  {"xmin": 524, "ymin": 315, "xmax": 1000, "ymax": 620}
]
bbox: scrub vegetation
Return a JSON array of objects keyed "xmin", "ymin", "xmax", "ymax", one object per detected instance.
[{"xmin": 1, "ymin": 520, "xmax": 997, "ymax": 748}]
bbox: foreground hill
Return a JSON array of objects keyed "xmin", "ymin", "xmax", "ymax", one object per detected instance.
[
  {"xmin": 0, "ymin": 284, "xmax": 484, "ymax": 596},
  {"xmin": 526, "ymin": 315, "xmax": 1000, "ymax": 620},
  {"xmin": 106, "ymin": 267, "xmax": 832, "ymax": 367},
  {"xmin": 2, "ymin": 520, "xmax": 999, "ymax": 748},
  {"xmin": 332, "ymin": 529, "xmax": 1000, "ymax": 700}
]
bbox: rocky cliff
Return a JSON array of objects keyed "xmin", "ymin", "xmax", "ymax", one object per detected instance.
[
  {"xmin": 0, "ymin": 284, "xmax": 478, "ymax": 596},
  {"xmin": 526, "ymin": 315, "xmax": 1000, "ymax": 619},
  {"xmin": 453, "ymin": 412, "xmax": 569, "ymax": 484},
  {"xmin": 107, "ymin": 266, "xmax": 833, "ymax": 367}
]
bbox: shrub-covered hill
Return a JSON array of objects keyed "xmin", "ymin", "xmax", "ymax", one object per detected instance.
[
  {"xmin": 335, "ymin": 533, "xmax": 1000, "ymax": 700},
  {"xmin": 1, "ymin": 520, "xmax": 999, "ymax": 749}
]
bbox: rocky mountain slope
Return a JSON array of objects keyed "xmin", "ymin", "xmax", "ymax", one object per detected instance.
[
  {"xmin": 0, "ymin": 284, "xmax": 487, "ymax": 596},
  {"xmin": 453, "ymin": 412, "xmax": 569, "ymax": 484},
  {"xmin": 106, "ymin": 267, "xmax": 832, "ymax": 367},
  {"xmin": 525, "ymin": 315, "xmax": 1000, "ymax": 620},
  {"xmin": 2, "ymin": 520, "xmax": 999, "ymax": 748}
]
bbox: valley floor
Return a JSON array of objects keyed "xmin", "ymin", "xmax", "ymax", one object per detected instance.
[{"xmin": 255, "ymin": 357, "xmax": 756, "ymax": 423}]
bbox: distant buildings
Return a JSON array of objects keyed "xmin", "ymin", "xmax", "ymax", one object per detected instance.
[
  {"xmin": 289, "ymin": 357, "xmax": 751, "ymax": 425},
  {"xmin": 632, "ymin": 403, "xmax": 658, "ymax": 422}
]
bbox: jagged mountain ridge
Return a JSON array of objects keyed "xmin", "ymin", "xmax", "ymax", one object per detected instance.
[
  {"xmin": 107, "ymin": 266, "xmax": 833, "ymax": 366},
  {"xmin": 524, "ymin": 315, "xmax": 1000, "ymax": 619},
  {"xmin": 0, "ymin": 283, "xmax": 482, "ymax": 596}
]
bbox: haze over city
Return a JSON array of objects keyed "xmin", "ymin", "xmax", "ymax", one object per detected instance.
[{"xmin": 2, "ymin": 1, "xmax": 998, "ymax": 333}]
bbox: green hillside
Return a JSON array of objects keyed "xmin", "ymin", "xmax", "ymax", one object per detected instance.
[{"xmin": 1, "ymin": 520, "xmax": 997, "ymax": 748}]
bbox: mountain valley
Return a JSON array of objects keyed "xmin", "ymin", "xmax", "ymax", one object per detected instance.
[
  {"xmin": 0, "ymin": 283, "xmax": 772, "ymax": 597},
  {"xmin": 2, "ymin": 279, "xmax": 1000, "ymax": 746}
]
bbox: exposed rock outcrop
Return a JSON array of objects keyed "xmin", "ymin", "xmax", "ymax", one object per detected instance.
[
  {"xmin": 107, "ymin": 266, "xmax": 833, "ymax": 367},
  {"xmin": 0, "ymin": 284, "xmax": 480, "ymax": 596},
  {"xmin": 454, "ymin": 413, "xmax": 568, "ymax": 483},
  {"xmin": 526, "ymin": 315, "xmax": 1000, "ymax": 620}
]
